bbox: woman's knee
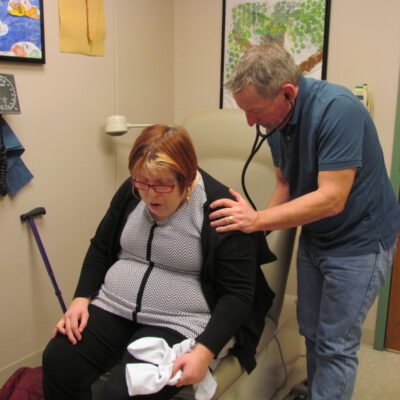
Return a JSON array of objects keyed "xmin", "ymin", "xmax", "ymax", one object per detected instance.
[
  {"xmin": 42, "ymin": 336, "xmax": 94, "ymax": 387},
  {"xmin": 43, "ymin": 336, "xmax": 104, "ymax": 400},
  {"xmin": 42, "ymin": 337, "xmax": 68, "ymax": 380}
]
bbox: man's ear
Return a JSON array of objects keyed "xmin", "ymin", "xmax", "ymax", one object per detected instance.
[{"xmin": 282, "ymin": 83, "xmax": 298, "ymax": 102}]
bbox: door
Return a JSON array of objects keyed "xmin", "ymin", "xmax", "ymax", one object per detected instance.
[
  {"xmin": 385, "ymin": 231, "xmax": 400, "ymax": 351},
  {"xmin": 384, "ymin": 69, "xmax": 400, "ymax": 351}
]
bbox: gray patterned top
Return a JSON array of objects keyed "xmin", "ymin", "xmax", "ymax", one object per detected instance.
[{"xmin": 92, "ymin": 175, "xmax": 211, "ymax": 339}]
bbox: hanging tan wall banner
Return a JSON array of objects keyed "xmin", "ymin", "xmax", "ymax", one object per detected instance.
[{"xmin": 59, "ymin": 0, "xmax": 105, "ymax": 56}]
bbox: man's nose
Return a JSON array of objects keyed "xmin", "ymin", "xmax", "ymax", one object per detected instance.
[{"xmin": 245, "ymin": 113, "xmax": 257, "ymax": 127}]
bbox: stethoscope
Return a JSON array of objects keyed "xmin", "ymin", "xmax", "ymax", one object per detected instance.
[{"xmin": 241, "ymin": 96, "xmax": 294, "ymax": 211}]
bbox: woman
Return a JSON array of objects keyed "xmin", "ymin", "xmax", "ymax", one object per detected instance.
[{"xmin": 42, "ymin": 124, "xmax": 275, "ymax": 400}]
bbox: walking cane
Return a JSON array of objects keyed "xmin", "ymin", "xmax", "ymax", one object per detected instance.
[
  {"xmin": 20, "ymin": 207, "xmax": 67, "ymax": 313},
  {"xmin": 0, "ymin": 121, "xmax": 8, "ymax": 196}
]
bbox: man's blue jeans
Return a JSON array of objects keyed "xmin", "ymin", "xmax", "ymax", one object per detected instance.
[{"xmin": 297, "ymin": 240, "xmax": 397, "ymax": 400}]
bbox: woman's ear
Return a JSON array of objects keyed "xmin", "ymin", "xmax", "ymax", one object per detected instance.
[{"xmin": 132, "ymin": 187, "xmax": 140, "ymax": 199}]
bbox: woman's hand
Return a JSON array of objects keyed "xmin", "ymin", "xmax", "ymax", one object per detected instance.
[
  {"xmin": 171, "ymin": 343, "xmax": 214, "ymax": 387},
  {"xmin": 52, "ymin": 297, "xmax": 90, "ymax": 345}
]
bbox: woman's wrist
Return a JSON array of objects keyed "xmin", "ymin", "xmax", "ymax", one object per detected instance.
[{"xmin": 193, "ymin": 342, "xmax": 215, "ymax": 363}]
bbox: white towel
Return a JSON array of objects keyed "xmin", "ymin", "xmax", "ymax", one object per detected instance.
[{"xmin": 125, "ymin": 337, "xmax": 217, "ymax": 400}]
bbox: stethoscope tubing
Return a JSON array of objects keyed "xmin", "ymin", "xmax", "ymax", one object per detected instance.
[
  {"xmin": 241, "ymin": 127, "xmax": 269, "ymax": 211},
  {"xmin": 241, "ymin": 98, "xmax": 294, "ymax": 211}
]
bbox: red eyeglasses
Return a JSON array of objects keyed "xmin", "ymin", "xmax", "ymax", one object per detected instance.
[{"xmin": 131, "ymin": 178, "xmax": 177, "ymax": 193}]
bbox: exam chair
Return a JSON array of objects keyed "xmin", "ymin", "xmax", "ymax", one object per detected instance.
[{"xmin": 174, "ymin": 109, "xmax": 302, "ymax": 400}]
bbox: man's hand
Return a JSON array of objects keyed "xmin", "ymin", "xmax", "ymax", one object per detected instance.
[{"xmin": 209, "ymin": 188, "xmax": 258, "ymax": 233}]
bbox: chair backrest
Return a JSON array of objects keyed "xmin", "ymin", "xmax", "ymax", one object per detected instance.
[{"xmin": 183, "ymin": 109, "xmax": 296, "ymax": 324}]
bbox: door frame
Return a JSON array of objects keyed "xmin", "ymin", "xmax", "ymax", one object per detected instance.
[{"xmin": 374, "ymin": 70, "xmax": 400, "ymax": 350}]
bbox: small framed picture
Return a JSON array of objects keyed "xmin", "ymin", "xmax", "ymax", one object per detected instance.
[
  {"xmin": 0, "ymin": 0, "xmax": 45, "ymax": 64},
  {"xmin": 220, "ymin": 0, "xmax": 331, "ymax": 108}
]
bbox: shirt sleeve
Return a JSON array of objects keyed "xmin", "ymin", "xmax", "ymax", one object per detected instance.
[
  {"xmin": 196, "ymin": 231, "xmax": 257, "ymax": 355},
  {"xmin": 317, "ymin": 95, "xmax": 364, "ymax": 171},
  {"xmin": 74, "ymin": 179, "xmax": 131, "ymax": 298}
]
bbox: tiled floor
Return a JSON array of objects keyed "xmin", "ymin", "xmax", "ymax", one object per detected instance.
[
  {"xmin": 354, "ymin": 345, "xmax": 400, "ymax": 400},
  {"xmin": 283, "ymin": 345, "xmax": 400, "ymax": 400},
  {"xmin": 92, "ymin": 345, "xmax": 400, "ymax": 400}
]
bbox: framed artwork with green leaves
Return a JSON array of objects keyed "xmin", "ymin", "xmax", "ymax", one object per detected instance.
[{"xmin": 220, "ymin": 0, "xmax": 331, "ymax": 108}]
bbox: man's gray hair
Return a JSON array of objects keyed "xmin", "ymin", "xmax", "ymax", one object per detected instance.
[{"xmin": 225, "ymin": 43, "xmax": 301, "ymax": 99}]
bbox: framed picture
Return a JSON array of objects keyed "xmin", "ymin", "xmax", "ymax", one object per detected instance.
[
  {"xmin": 0, "ymin": 0, "xmax": 45, "ymax": 64},
  {"xmin": 220, "ymin": 0, "xmax": 331, "ymax": 108}
]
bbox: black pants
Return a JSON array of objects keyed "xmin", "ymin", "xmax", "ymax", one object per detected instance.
[{"xmin": 42, "ymin": 305, "xmax": 185, "ymax": 400}]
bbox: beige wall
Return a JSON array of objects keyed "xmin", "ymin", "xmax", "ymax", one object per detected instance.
[
  {"xmin": 295, "ymin": 0, "xmax": 400, "ymax": 344},
  {"xmin": 114, "ymin": 1, "xmax": 174, "ymax": 185},
  {"xmin": 174, "ymin": 0, "xmax": 222, "ymax": 123},
  {"xmin": 0, "ymin": 0, "xmax": 174, "ymax": 384},
  {"xmin": 1, "ymin": 0, "xmax": 399, "ymax": 384},
  {"xmin": 173, "ymin": 0, "xmax": 400, "ymax": 346}
]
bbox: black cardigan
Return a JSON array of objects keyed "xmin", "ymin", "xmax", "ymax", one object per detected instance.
[{"xmin": 74, "ymin": 169, "xmax": 276, "ymax": 373}]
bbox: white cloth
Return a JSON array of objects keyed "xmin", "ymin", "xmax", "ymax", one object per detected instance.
[{"xmin": 125, "ymin": 337, "xmax": 217, "ymax": 400}]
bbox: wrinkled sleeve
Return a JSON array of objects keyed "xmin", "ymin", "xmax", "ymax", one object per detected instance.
[
  {"xmin": 74, "ymin": 179, "xmax": 131, "ymax": 298},
  {"xmin": 196, "ymin": 231, "xmax": 257, "ymax": 355}
]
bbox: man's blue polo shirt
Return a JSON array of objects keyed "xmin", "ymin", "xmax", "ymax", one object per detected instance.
[{"xmin": 267, "ymin": 77, "xmax": 400, "ymax": 256}]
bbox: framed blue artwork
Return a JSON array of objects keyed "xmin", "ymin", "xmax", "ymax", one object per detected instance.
[
  {"xmin": 0, "ymin": 0, "xmax": 45, "ymax": 63},
  {"xmin": 220, "ymin": 0, "xmax": 331, "ymax": 108}
]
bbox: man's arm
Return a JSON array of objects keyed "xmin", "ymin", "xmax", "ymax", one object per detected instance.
[{"xmin": 209, "ymin": 167, "xmax": 356, "ymax": 233}]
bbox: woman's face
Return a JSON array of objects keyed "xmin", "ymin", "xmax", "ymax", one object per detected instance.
[{"xmin": 133, "ymin": 169, "xmax": 185, "ymax": 221}]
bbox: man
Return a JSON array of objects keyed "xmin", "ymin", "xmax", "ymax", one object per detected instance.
[{"xmin": 209, "ymin": 43, "xmax": 400, "ymax": 400}]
